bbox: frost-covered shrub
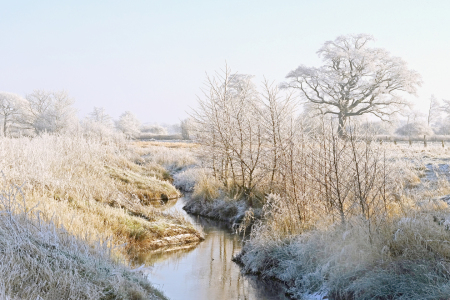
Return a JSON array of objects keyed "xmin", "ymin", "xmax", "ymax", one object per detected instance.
[
  {"xmin": 81, "ymin": 118, "xmax": 126, "ymax": 144},
  {"xmin": 358, "ymin": 121, "xmax": 396, "ymax": 135},
  {"xmin": 141, "ymin": 124, "xmax": 168, "ymax": 135},
  {"xmin": 173, "ymin": 167, "xmax": 209, "ymax": 192}
]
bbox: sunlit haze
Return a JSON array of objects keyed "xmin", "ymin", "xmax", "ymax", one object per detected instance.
[{"xmin": 1, "ymin": 0, "xmax": 449, "ymax": 124}]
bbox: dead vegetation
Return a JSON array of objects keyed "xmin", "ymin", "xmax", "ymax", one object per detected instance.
[
  {"xmin": 188, "ymin": 65, "xmax": 450, "ymax": 299},
  {"xmin": 0, "ymin": 180, "xmax": 168, "ymax": 300},
  {"xmin": 0, "ymin": 133, "xmax": 203, "ymax": 260}
]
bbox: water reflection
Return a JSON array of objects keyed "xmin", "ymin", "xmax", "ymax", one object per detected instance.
[{"xmin": 144, "ymin": 198, "xmax": 290, "ymax": 300}]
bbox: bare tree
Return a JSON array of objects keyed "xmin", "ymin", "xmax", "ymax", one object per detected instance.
[
  {"xmin": 427, "ymin": 95, "xmax": 441, "ymax": 127},
  {"xmin": 0, "ymin": 92, "xmax": 28, "ymax": 137},
  {"xmin": 283, "ymin": 34, "xmax": 422, "ymax": 137},
  {"xmin": 191, "ymin": 66, "xmax": 266, "ymax": 203},
  {"xmin": 88, "ymin": 107, "xmax": 113, "ymax": 128},
  {"xmin": 115, "ymin": 111, "xmax": 141, "ymax": 138},
  {"xmin": 257, "ymin": 80, "xmax": 296, "ymax": 191},
  {"xmin": 24, "ymin": 90, "xmax": 77, "ymax": 134},
  {"xmin": 180, "ymin": 118, "xmax": 192, "ymax": 140}
]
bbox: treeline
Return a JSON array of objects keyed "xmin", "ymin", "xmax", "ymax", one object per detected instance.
[{"xmin": 0, "ymin": 89, "xmax": 190, "ymax": 140}]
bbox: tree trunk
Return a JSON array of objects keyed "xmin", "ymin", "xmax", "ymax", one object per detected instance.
[{"xmin": 338, "ymin": 114, "xmax": 347, "ymax": 138}]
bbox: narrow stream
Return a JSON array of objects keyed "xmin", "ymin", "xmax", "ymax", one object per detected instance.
[{"xmin": 142, "ymin": 197, "xmax": 290, "ymax": 300}]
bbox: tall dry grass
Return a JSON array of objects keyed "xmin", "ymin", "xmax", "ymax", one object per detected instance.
[
  {"xmin": 0, "ymin": 180, "xmax": 167, "ymax": 300},
  {"xmin": 138, "ymin": 144, "xmax": 199, "ymax": 173},
  {"xmin": 0, "ymin": 133, "xmax": 202, "ymax": 259},
  {"xmin": 238, "ymin": 199, "xmax": 450, "ymax": 299}
]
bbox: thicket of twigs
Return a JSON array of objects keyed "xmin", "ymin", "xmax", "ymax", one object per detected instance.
[
  {"xmin": 191, "ymin": 66, "xmax": 450, "ymax": 299},
  {"xmin": 190, "ymin": 67, "xmax": 416, "ymax": 227}
]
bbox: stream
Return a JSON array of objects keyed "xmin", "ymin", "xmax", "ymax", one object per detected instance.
[{"xmin": 141, "ymin": 197, "xmax": 290, "ymax": 300}]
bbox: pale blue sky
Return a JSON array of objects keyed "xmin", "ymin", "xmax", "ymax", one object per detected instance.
[{"xmin": 0, "ymin": 0, "xmax": 449, "ymax": 123}]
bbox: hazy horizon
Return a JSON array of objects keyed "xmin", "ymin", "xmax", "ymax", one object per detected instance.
[{"xmin": 1, "ymin": 0, "xmax": 449, "ymax": 124}]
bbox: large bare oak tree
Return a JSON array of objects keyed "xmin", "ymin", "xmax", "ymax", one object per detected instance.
[{"xmin": 283, "ymin": 34, "xmax": 422, "ymax": 136}]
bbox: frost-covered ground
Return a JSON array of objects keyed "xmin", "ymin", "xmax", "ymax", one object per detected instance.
[
  {"xmin": 0, "ymin": 137, "xmax": 207, "ymax": 299},
  {"xmin": 0, "ymin": 183, "xmax": 168, "ymax": 300}
]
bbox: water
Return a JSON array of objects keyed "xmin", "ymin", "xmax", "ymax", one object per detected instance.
[{"xmin": 143, "ymin": 197, "xmax": 290, "ymax": 300}]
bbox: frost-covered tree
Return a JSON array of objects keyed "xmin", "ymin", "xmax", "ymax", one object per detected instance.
[
  {"xmin": 191, "ymin": 67, "xmax": 266, "ymax": 201},
  {"xmin": 180, "ymin": 118, "xmax": 192, "ymax": 140},
  {"xmin": 283, "ymin": 34, "xmax": 422, "ymax": 136},
  {"xmin": 191, "ymin": 66, "xmax": 301, "ymax": 203},
  {"xmin": 257, "ymin": 80, "xmax": 296, "ymax": 190},
  {"xmin": 88, "ymin": 107, "xmax": 113, "ymax": 128},
  {"xmin": 427, "ymin": 95, "xmax": 441, "ymax": 127},
  {"xmin": 24, "ymin": 90, "xmax": 77, "ymax": 134},
  {"xmin": 438, "ymin": 119, "xmax": 450, "ymax": 135},
  {"xmin": 0, "ymin": 92, "xmax": 28, "ymax": 137},
  {"xmin": 116, "ymin": 111, "xmax": 140, "ymax": 138},
  {"xmin": 82, "ymin": 107, "xmax": 115, "ymax": 141},
  {"xmin": 438, "ymin": 99, "xmax": 450, "ymax": 134},
  {"xmin": 140, "ymin": 124, "xmax": 167, "ymax": 135}
]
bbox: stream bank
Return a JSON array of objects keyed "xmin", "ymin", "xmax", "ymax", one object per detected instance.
[{"xmin": 143, "ymin": 197, "xmax": 290, "ymax": 300}]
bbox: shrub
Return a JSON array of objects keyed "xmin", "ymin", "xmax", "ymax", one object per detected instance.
[{"xmin": 173, "ymin": 167, "xmax": 209, "ymax": 192}]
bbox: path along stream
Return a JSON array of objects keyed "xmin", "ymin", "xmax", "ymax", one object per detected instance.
[{"xmin": 139, "ymin": 197, "xmax": 290, "ymax": 300}]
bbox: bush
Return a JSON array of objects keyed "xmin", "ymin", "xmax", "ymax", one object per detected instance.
[{"xmin": 173, "ymin": 168, "xmax": 209, "ymax": 192}]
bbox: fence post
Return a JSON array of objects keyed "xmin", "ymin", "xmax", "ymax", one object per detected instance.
[{"xmin": 424, "ymin": 135, "xmax": 427, "ymax": 147}]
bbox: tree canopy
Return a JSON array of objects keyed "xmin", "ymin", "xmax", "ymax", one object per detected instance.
[{"xmin": 283, "ymin": 34, "xmax": 422, "ymax": 136}]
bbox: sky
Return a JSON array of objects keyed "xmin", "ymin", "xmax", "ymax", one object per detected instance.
[{"xmin": 0, "ymin": 0, "xmax": 449, "ymax": 124}]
